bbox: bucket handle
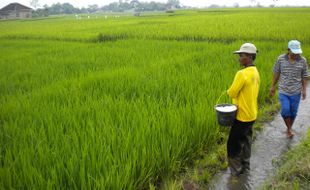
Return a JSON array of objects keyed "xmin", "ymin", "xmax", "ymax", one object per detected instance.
[{"xmin": 216, "ymin": 90, "xmax": 228, "ymax": 105}]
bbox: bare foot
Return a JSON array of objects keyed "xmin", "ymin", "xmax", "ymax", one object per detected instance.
[{"xmin": 287, "ymin": 130, "xmax": 294, "ymax": 138}]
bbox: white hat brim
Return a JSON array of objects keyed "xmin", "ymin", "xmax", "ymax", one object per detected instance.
[
  {"xmin": 233, "ymin": 51, "xmax": 242, "ymax": 54},
  {"xmin": 290, "ymin": 48, "xmax": 302, "ymax": 54},
  {"xmin": 233, "ymin": 50, "xmax": 256, "ymax": 54}
]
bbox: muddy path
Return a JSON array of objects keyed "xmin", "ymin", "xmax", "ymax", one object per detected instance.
[{"xmin": 209, "ymin": 83, "xmax": 310, "ymax": 190}]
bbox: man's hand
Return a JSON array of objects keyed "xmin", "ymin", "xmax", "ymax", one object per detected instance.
[
  {"xmin": 302, "ymin": 89, "xmax": 307, "ymax": 100},
  {"xmin": 270, "ymin": 86, "xmax": 276, "ymax": 97}
]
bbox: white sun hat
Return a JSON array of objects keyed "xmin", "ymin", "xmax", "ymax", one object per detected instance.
[
  {"xmin": 234, "ymin": 43, "xmax": 257, "ymax": 54},
  {"xmin": 288, "ymin": 40, "xmax": 302, "ymax": 54}
]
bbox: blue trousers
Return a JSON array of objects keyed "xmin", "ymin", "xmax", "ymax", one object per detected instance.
[{"xmin": 279, "ymin": 93, "xmax": 301, "ymax": 120}]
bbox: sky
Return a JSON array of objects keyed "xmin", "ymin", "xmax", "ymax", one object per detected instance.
[{"xmin": 1, "ymin": 0, "xmax": 310, "ymax": 9}]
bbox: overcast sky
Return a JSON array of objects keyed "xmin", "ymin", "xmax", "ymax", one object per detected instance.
[{"xmin": 1, "ymin": 0, "xmax": 310, "ymax": 9}]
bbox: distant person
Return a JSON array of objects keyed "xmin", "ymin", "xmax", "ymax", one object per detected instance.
[
  {"xmin": 270, "ymin": 40, "xmax": 308, "ymax": 138},
  {"xmin": 226, "ymin": 43, "xmax": 260, "ymax": 176}
]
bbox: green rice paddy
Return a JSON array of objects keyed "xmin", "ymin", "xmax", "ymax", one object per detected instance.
[{"xmin": 0, "ymin": 8, "xmax": 310, "ymax": 189}]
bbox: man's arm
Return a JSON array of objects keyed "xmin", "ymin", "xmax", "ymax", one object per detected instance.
[
  {"xmin": 301, "ymin": 59, "xmax": 308, "ymax": 100},
  {"xmin": 270, "ymin": 72, "xmax": 280, "ymax": 97},
  {"xmin": 227, "ymin": 71, "xmax": 245, "ymax": 99},
  {"xmin": 270, "ymin": 57, "xmax": 281, "ymax": 97},
  {"xmin": 302, "ymin": 78, "xmax": 307, "ymax": 100}
]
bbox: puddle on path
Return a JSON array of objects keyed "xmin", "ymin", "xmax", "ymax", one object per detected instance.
[{"xmin": 209, "ymin": 84, "xmax": 310, "ymax": 190}]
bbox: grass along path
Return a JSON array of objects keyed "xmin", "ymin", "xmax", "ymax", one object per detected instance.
[{"xmin": 263, "ymin": 129, "xmax": 310, "ymax": 190}]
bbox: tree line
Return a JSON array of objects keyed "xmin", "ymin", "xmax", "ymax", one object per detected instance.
[{"xmin": 32, "ymin": 0, "xmax": 182, "ymax": 17}]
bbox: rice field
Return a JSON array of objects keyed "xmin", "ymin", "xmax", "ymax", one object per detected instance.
[{"xmin": 0, "ymin": 8, "xmax": 310, "ymax": 189}]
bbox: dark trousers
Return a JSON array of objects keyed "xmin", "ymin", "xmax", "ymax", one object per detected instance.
[{"xmin": 227, "ymin": 119, "xmax": 254, "ymax": 175}]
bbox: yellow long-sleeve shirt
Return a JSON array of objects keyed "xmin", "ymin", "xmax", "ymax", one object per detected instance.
[{"xmin": 227, "ymin": 66, "xmax": 260, "ymax": 122}]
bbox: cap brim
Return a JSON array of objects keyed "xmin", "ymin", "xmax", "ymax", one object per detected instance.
[
  {"xmin": 290, "ymin": 49, "xmax": 302, "ymax": 54},
  {"xmin": 233, "ymin": 51, "xmax": 256, "ymax": 54},
  {"xmin": 233, "ymin": 51, "xmax": 242, "ymax": 54}
]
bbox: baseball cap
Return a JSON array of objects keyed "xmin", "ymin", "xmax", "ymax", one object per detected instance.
[
  {"xmin": 288, "ymin": 40, "xmax": 302, "ymax": 54},
  {"xmin": 234, "ymin": 43, "xmax": 257, "ymax": 54}
]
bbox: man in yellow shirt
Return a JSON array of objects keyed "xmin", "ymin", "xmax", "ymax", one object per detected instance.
[{"xmin": 226, "ymin": 43, "xmax": 260, "ymax": 176}]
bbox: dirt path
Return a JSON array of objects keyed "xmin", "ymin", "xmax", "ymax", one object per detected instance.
[{"xmin": 209, "ymin": 83, "xmax": 310, "ymax": 190}]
